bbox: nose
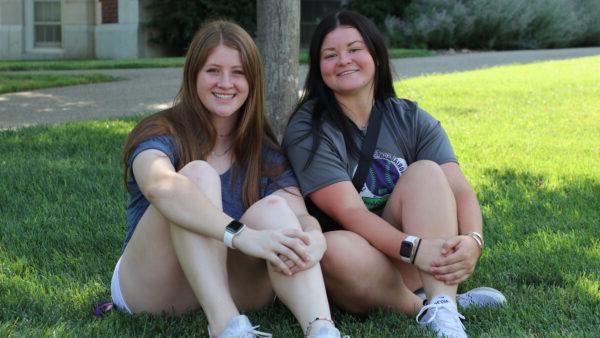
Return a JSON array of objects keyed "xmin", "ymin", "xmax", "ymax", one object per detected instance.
[
  {"xmin": 218, "ymin": 72, "xmax": 233, "ymax": 88},
  {"xmin": 337, "ymin": 51, "xmax": 351, "ymax": 65}
]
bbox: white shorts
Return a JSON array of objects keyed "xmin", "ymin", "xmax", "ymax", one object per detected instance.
[{"xmin": 111, "ymin": 257, "xmax": 133, "ymax": 314}]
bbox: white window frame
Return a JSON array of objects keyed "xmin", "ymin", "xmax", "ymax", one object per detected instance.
[{"xmin": 24, "ymin": 0, "xmax": 64, "ymax": 52}]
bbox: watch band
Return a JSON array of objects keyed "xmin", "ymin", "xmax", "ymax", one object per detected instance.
[
  {"xmin": 224, "ymin": 220, "xmax": 246, "ymax": 249},
  {"xmin": 400, "ymin": 235, "xmax": 420, "ymax": 264}
]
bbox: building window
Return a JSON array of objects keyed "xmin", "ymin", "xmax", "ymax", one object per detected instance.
[{"xmin": 34, "ymin": 0, "xmax": 62, "ymax": 48}]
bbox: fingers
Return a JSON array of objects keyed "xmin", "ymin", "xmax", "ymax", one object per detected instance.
[
  {"xmin": 267, "ymin": 252, "xmax": 293, "ymax": 275},
  {"xmin": 441, "ymin": 237, "xmax": 461, "ymax": 256},
  {"xmin": 431, "ymin": 261, "xmax": 464, "ymax": 276},
  {"xmin": 273, "ymin": 241, "xmax": 306, "ymax": 269},
  {"xmin": 279, "ymin": 235, "xmax": 311, "ymax": 262},
  {"xmin": 282, "ymin": 228, "xmax": 311, "ymax": 245},
  {"xmin": 271, "ymin": 255, "xmax": 302, "ymax": 274},
  {"xmin": 432, "ymin": 250, "xmax": 464, "ymax": 267}
]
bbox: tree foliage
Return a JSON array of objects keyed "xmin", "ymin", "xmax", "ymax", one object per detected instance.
[
  {"xmin": 145, "ymin": 0, "xmax": 256, "ymax": 55},
  {"xmin": 344, "ymin": 0, "xmax": 413, "ymax": 30}
]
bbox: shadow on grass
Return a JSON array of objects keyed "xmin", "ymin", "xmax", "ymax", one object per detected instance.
[{"xmin": 468, "ymin": 168, "xmax": 600, "ymax": 290}]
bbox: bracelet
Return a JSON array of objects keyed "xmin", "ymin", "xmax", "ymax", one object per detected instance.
[
  {"xmin": 466, "ymin": 231, "xmax": 484, "ymax": 250},
  {"xmin": 412, "ymin": 238, "xmax": 422, "ymax": 264},
  {"xmin": 305, "ymin": 317, "xmax": 335, "ymax": 337}
]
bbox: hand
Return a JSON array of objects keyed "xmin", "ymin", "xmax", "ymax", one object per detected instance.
[
  {"xmin": 430, "ymin": 235, "xmax": 481, "ymax": 285},
  {"xmin": 275, "ymin": 230, "xmax": 326, "ymax": 274},
  {"xmin": 412, "ymin": 238, "xmax": 447, "ymax": 273},
  {"xmin": 234, "ymin": 227, "xmax": 311, "ymax": 276}
]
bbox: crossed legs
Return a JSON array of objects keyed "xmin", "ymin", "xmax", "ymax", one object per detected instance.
[
  {"xmin": 116, "ymin": 161, "xmax": 331, "ymax": 335},
  {"xmin": 321, "ymin": 160, "xmax": 459, "ymax": 314}
]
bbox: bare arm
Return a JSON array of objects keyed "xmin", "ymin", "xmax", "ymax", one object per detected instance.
[
  {"xmin": 133, "ymin": 149, "xmax": 232, "ymax": 241},
  {"xmin": 309, "ymin": 177, "xmax": 453, "ymax": 274},
  {"xmin": 309, "ymin": 180, "xmax": 407, "ymax": 258}
]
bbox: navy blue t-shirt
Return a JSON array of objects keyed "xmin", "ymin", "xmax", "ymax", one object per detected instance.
[{"xmin": 123, "ymin": 135, "xmax": 298, "ymax": 251}]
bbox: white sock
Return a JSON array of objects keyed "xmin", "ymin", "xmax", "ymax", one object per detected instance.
[{"xmin": 429, "ymin": 294, "xmax": 456, "ymax": 307}]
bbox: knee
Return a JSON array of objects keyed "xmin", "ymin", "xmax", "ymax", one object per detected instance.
[
  {"xmin": 403, "ymin": 160, "xmax": 449, "ymax": 188},
  {"xmin": 408, "ymin": 160, "xmax": 444, "ymax": 177},
  {"xmin": 178, "ymin": 160, "xmax": 220, "ymax": 186},
  {"xmin": 242, "ymin": 195, "xmax": 300, "ymax": 231}
]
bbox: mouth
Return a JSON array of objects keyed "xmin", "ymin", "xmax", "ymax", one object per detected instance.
[
  {"xmin": 213, "ymin": 93, "xmax": 236, "ymax": 100},
  {"xmin": 337, "ymin": 69, "xmax": 358, "ymax": 77}
]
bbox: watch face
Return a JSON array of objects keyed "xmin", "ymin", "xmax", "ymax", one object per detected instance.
[
  {"xmin": 227, "ymin": 220, "xmax": 244, "ymax": 233},
  {"xmin": 400, "ymin": 241, "xmax": 413, "ymax": 258}
]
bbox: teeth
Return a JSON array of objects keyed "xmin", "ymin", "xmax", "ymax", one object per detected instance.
[
  {"xmin": 214, "ymin": 93, "xmax": 235, "ymax": 99},
  {"xmin": 338, "ymin": 70, "xmax": 357, "ymax": 76}
]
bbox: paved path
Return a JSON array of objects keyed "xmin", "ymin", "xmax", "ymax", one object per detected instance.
[{"xmin": 1, "ymin": 47, "xmax": 599, "ymax": 129}]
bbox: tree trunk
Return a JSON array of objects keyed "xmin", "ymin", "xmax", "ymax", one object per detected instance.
[{"xmin": 256, "ymin": 0, "xmax": 300, "ymax": 141}]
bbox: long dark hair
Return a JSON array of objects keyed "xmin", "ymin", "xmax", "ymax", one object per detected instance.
[
  {"xmin": 289, "ymin": 10, "xmax": 395, "ymax": 167},
  {"xmin": 123, "ymin": 20, "xmax": 279, "ymax": 208}
]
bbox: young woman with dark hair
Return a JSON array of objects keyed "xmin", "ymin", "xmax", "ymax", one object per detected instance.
[
  {"xmin": 284, "ymin": 10, "xmax": 505, "ymax": 338},
  {"xmin": 112, "ymin": 20, "xmax": 342, "ymax": 338}
]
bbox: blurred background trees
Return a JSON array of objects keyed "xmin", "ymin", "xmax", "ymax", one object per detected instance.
[{"xmin": 145, "ymin": 0, "xmax": 600, "ymax": 55}]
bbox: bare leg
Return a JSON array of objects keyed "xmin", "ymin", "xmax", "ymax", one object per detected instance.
[
  {"xmin": 118, "ymin": 161, "xmax": 238, "ymax": 334},
  {"xmin": 320, "ymin": 230, "xmax": 422, "ymax": 315},
  {"xmin": 229, "ymin": 195, "xmax": 334, "ymax": 334},
  {"xmin": 382, "ymin": 160, "xmax": 459, "ymax": 302}
]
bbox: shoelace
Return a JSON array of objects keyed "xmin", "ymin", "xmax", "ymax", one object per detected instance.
[
  {"xmin": 416, "ymin": 302, "xmax": 466, "ymax": 334},
  {"xmin": 246, "ymin": 325, "xmax": 272, "ymax": 338}
]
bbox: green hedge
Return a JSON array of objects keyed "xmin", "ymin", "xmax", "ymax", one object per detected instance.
[{"xmin": 385, "ymin": 0, "xmax": 600, "ymax": 49}]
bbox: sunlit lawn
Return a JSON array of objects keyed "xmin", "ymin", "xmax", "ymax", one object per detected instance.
[
  {"xmin": 0, "ymin": 56, "xmax": 598, "ymax": 336},
  {"xmin": 0, "ymin": 73, "xmax": 122, "ymax": 94}
]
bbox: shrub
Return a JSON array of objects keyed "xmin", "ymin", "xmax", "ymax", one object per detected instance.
[
  {"xmin": 397, "ymin": 0, "xmax": 472, "ymax": 49},
  {"xmin": 572, "ymin": 0, "xmax": 600, "ymax": 46},
  {"xmin": 145, "ymin": 0, "xmax": 256, "ymax": 55},
  {"xmin": 390, "ymin": 0, "xmax": 598, "ymax": 50},
  {"xmin": 345, "ymin": 0, "xmax": 412, "ymax": 31}
]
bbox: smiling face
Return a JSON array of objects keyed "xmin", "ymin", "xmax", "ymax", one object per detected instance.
[
  {"xmin": 319, "ymin": 26, "xmax": 375, "ymax": 98},
  {"xmin": 196, "ymin": 44, "xmax": 249, "ymax": 121}
]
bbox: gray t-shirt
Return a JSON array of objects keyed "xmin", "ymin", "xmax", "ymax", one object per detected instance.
[{"xmin": 283, "ymin": 97, "xmax": 457, "ymax": 211}]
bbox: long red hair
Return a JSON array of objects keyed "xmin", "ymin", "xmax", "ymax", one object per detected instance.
[{"xmin": 122, "ymin": 20, "xmax": 279, "ymax": 208}]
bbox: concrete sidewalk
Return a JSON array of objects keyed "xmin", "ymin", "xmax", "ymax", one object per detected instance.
[{"xmin": 1, "ymin": 47, "xmax": 599, "ymax": 129}]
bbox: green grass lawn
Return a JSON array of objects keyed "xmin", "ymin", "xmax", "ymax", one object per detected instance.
[
  {"xmin": 1, "ymin": 56, "xmax": 598, "ymax": 336},
  {"xmin": 0, "ymin": 49, "xmax": 432, "ymax": 71},
  {"xmin": 0, "ymin": 73, "xmax": 123, "ymax": 94},
  {"xmin": 0, "ymin": 57, "xmax": 186, "ymax": 71}
]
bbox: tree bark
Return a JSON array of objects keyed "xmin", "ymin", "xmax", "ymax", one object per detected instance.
[{"xmin": 256, "ymin": 0, "xmax": 300, "ymax": 141}]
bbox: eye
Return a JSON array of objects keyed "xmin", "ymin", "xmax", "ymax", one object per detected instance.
[
  {"xmin": 349, "ymin": 48, "xmax": 361, "ymax": 53},
  {"xmin": 233, "ymin": 69, "xmax": 245, "ymax": 76},
  {"xmin": 323, "ymin": 53, "xmax": 336, "ymax": 60},
  {"xmin": 205, "ymin": 68, "xmax": 219, "ymax": 74}
]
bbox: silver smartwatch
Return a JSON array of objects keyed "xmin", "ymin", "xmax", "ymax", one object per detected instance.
[
  {"xmin": 399, "ymin": 235, "xmax": 421, "ymax": 264},
  {"xmin": 224, "ymin": 220, "xmax": 246, "ymax": 249}
]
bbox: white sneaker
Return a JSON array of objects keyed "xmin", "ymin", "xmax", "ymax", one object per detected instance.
[
  {"xmin": 208, "ymin": 315, "xmax": 272, "ymax": 338},
  {"xmin": 456, "ymin": 287, "xmax": 506, "ymax": 309},
  {"xmin": 416, "ymin": 287, "xmax": 507, "ymax": 310},
  {"xmin": 416, "ymin": 295, "xmax": 467, "ymax": 338},
  {"xmin": 308, "ymin": 326, "xmax": 343, "ymax": 338}
]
